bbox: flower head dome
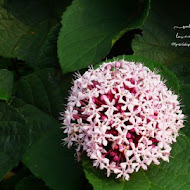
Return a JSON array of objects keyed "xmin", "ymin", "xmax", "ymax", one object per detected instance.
[{"xmin": 61, "ymin": 60, "xmax": 184, "ymax": 180}]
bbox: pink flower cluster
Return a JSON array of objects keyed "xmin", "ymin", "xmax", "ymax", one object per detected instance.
[{"xmin": 61, "ymin": 60, "xmax": 184, "ymax": 180}]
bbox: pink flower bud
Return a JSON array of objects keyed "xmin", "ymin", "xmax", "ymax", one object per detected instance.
[
  {"xmin": 113, "ymin": 155, "xmax": 119, "ymax": 161},
  {"xmin": 110, "ymin": 151, "xmax": 115, "ymax": 157}
]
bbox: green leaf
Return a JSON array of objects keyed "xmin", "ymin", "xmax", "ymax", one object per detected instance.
[
  {"xmin": 23, "ymin": 127, "xmax": 84, "ymax": 190},
  {"xmin": 0, "ymin": 102, "xmax": 29, "ymax": 180},
  {"xmin": 0, "ymin": 69, "xmax": 13, "ymax": 101},
  {"xmin": 179, "ymin": 84, "xmax": 190, "ymax": 136},
  {"xmin": 14, "ymin": 68, "xmax": 63, "ymax": 118},
  {"xmin": 58, "ymin": 0, "xmax": 151, "ymax": 74},
  {"xmin": 11, "ymin": 68, "xmax": 70, "ymax": 145},
  {"xmin": 10, "ymin": 68, "xmax": 77, "ymax": 190},
  {"xmin": 36, "ymin": 24, "xmax": 61, "ymax": 69},
  {"xmin": 0, "ymin": 0, "xmax": 49, "ymax": 64},
  {"xmin": 132, "ymin": 0, "xmax": 190, "ymax": 77},
  {"xmin": 15, "ymin": 176, "xmax": 50, "ymax": 190},
  {"xmin": 12, "ymin": 99, "xmax": 59, "ymax": 144},
  {"xmin": 180, "ymin": 75, "xmax": 190, "ymax": 86},
  {"xmin": 180, "ymin": 84, "xmax": 190, "ymax": 116},
  {"xmin": 83, "ymin": 134, "xmax": 190, "ymax": 190},
  {"xmin": 0, "ymin": 57, "xmax": 13, "ymax": 70},
  {"xmin": 95, "ymin": 55, "xmax": 179, "ymax": 93},
  {"xmin": 0, "ymin": 0, "xmax": 69, "ymax": 64}
]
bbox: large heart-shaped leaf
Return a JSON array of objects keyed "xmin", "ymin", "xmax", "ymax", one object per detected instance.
[
  {"xmin": 132, "ymin": 0, "xmax": 190, "ymax": 78},
  {"xmin": 0, "ymin": 103, "xmax": 29, "ymax": 180},
  {"xmin": 23, "ymin": 127, "xmax": 84, "ymax": 190},
  {"xmin": 36, "ymin": 24, "xmax": 61, "ymax": 69},
  {"xmin": 12, "ymin": 100, "xmax": 59, "ymax": 145},
  {"xmin": 14, "ymin": 68, "xmax": 63, "ymax": 118},
  {"xmin": 0, "ymin": 0, "xmax": 69, "ymax": 64},
  {"xmin": 11, "ymin": 68, "xmax": 72, "ymax": 144},
  {"xmin": 58, "ymin": 0, "xmax": 151, "ymax": 74}
]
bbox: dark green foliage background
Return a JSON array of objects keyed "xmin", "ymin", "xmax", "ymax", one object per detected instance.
[{"xmin": 0, "ymin": 0, "xmax": 189, "ymax": 190}]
